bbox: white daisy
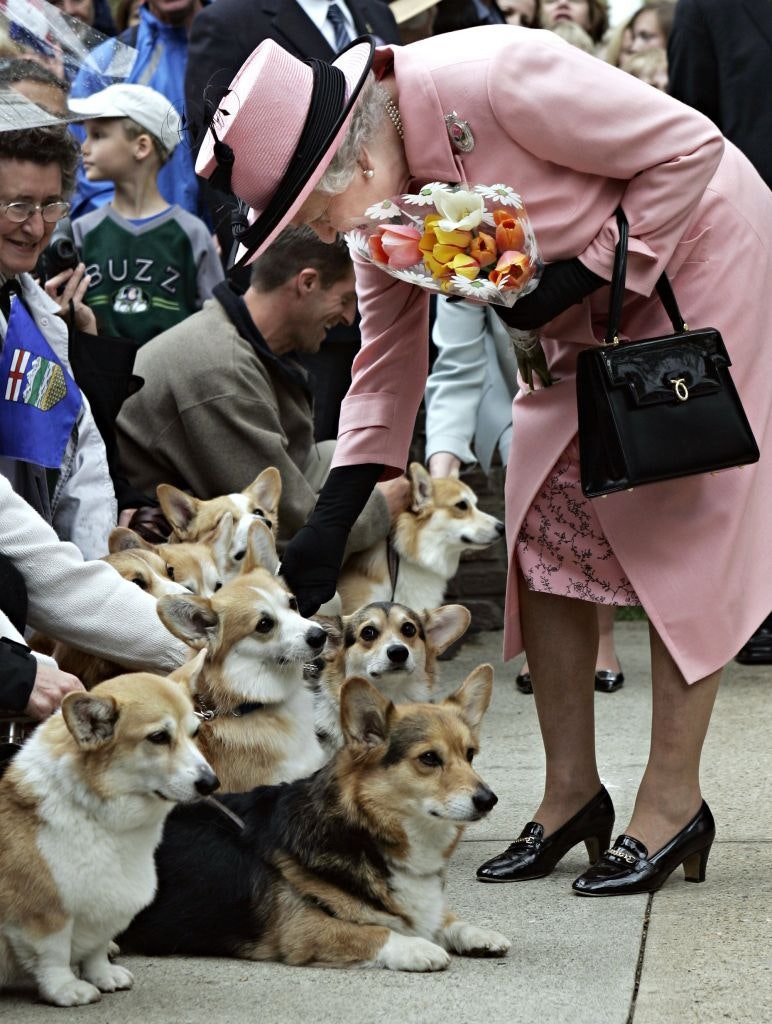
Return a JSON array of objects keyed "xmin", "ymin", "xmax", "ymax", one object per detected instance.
[
  {"xmin": 401, "ymin": 182, "xmax": 446, "ymax": 206},
  {"xmin": 449, "ymin": 275, "xmax": 504, "ymax": 302},
  {"xmin": 385, "ymin": 266, "xmax": 434, "ymax": 286},
  {"xmin": 475, "ymin": 184, "xmax": 524, "ymax": 208},
  {"xmin": 363, "ymin": 198, "xmax": 402, "ymax": 220},
  {"xmin": 344, "ymin": 229, "xmax": 370, "ymax": 259}
]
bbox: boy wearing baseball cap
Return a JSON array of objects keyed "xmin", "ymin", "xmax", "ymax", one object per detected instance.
[{"xmin": 68, "ymin": 83, "xmax": 223, "ymax": 346}]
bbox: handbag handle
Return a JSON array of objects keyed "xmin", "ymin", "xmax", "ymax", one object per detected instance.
[{"xmin": 604, "ymin": 207, "xmax": 687, "ymax": 344}]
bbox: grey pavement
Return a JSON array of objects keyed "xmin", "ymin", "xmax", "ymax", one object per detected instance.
[{"xmin": 3, "ymin": 621, "xmax": 770, "ymax": 1023}]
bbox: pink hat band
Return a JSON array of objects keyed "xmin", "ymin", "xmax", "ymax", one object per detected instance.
[{"xmin": 195, "ymin": 37, "xmax": 374, "ymax": 266}]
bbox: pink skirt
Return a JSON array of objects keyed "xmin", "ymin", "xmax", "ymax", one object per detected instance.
[{"xmin": 516, "ymin": 439, "xmax": 640, "ymax": 606}]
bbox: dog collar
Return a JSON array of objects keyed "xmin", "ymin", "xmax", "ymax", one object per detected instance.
[{"xmin": 194, "ymin": 697, "xmax": 265, "ymax": 721}]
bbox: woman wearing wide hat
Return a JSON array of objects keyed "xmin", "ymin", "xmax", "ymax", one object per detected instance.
[{"xmin": 195, "ymin": 26, "xmax": 772, "ymax": 896}]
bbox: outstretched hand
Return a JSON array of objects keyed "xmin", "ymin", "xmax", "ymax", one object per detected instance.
[{"xmin": 280, "ymin": 522, "xmax": 349, "ymax": 618}]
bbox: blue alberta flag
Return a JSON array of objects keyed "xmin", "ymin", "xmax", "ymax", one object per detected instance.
[{"xmin": 0, "ymin": 298, "xmax": 82, "ymax": 469}]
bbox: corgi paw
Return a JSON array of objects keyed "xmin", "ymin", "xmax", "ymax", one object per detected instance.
[
  {"xmin": 376, "ymin": 933, "xmax": 451, "ymax": 972},
  {"xmin": 82, "ymin": 962, "xmax": 134, "ymax": 992},
  {"xmin": 45, "ymin": 978, "xmax": 102, "ymax": 1006},
  {"xmin": 443, "ymin": 921, "xmax": 511, "ymax": 957},
  {"xmin": 107, "ymin": 940, "xmax": 121, "ymax": 959}
]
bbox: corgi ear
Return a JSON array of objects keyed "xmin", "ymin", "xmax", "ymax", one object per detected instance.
[
  {"xmin": 242, "ymin": 518, "xmax": 279, "ymax": 574},
  {"xmin": 157, "ymin": 484, "xmax": 200, "ymax": 539},
  {"xmin": 245, "ymin": 466, "xmax": 282, "ymax": 523},
  {"xmin": 423, "ymin": 604, "xmax": 472, "ymax": 655},
  {"xmin": 168, "ymin": 648, "xmax": 207, "ymax": 696},
  {"xmin": 446, "ymin": 663, "xmax": 493, "ymax": 732},
  {"xmin": 207, "ymin": 510, "xmax": 235, "ymax": 565},
  {"xmin": 62, "ymin": 692, "xmax": 119, "ymax": 749},
  {"xmin": 340, "ymin": 677, "xmax": 392, "ymax": 748},
  {"xmin": 409, "ymin": 462, "xmax": 433, "ymax": 511},
  {"xmin": 108, "ymin": 526, "xmax": 155, "ymax": 554},
  {"xmin": 157, "ymin": 594, "xmax": 219, "ymax": 649}
]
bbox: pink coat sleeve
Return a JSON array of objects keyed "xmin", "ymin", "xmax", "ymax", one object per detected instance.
[{"xmin": 333, "ymin": 253, "xmax": 431, "ymax": 476}]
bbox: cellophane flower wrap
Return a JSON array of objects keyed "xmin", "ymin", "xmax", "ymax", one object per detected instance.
[{"xmin": 346, "ymin": 182, "xmax": 542, "ymax": 307}]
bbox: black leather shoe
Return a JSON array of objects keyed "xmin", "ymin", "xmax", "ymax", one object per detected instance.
[
  {"xmin": 515, "ymin": 671, "xmax": 533, "ymax": 694},
  {"xmin": 572, "ymin": 801, "xmax": 715, "ymax": 897},
  {"xmin": 594, "ymin": 669, "xmax": 624, "ymax": 693},
  {"xmin": 735, "ymin": 613, "xmax": 772, "ymax": 665},
  {"xmin": 476, "ymin": 786, "xmax": 615, "ymax": 882}
]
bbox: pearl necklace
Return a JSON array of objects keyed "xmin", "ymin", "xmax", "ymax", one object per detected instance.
[{"xmin": 384, "ymin": 97, "xmax": 404, "ymax": 139}]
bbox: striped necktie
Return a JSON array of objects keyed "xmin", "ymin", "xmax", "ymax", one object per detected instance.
[{"xmin": 327, "ymin": 2, "xmax": 352, "ymax": 53}]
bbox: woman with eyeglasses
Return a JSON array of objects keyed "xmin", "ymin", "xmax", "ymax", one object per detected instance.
[{"xmin": 0, "ymin": 120, "xmax": 117, "ymax": 560}]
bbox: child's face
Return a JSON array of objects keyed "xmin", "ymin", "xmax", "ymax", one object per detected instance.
[{"xmin": 81, "ymin": 118, "xmax": 138, "ymax": 183}]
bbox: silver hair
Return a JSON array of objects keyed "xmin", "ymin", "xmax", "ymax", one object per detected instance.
[{"xmin": 316, "ymin": 73, "xmax": 389, "ymax": 196}]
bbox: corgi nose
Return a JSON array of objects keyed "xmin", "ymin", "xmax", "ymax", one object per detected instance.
[
  {"xmin": 386, "ymin": 644, "xmax": 409, "ymax": 664},
  {"xmin": 472, "ymin": 784, "xmax": 498, "ymax": 815},
  {"xmin": 305, "ymin": 625, "xmax": 327, "ymax": 651},
  {"xmin": 195, "ymin": 767, "xmax": 220, "ymax": 795},
  {"xmin": 494, "ymin": 521, "xmax": 505, "ymax": 536}
]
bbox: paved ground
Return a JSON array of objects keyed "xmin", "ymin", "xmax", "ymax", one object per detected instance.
[{"xmin": 3, "ymin": 621, "xmax": 770, "ymax": 1022}]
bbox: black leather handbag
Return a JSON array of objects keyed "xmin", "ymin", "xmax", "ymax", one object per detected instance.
[{"xmin": 576, "ymin": 209, "xmax": 759, "ymax": 498}]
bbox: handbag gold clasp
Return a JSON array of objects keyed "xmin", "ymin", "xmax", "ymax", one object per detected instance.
[{"xmin": 670, "ymin": 377, "xmax": 689, "ymax": 401}]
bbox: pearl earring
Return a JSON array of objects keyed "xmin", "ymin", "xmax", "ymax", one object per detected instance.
[{"xmin": 363, "ymin": 168, "xmax": 374, "ymax": 179}]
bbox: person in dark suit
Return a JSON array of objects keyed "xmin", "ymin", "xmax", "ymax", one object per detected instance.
[
  {"xmin": 184, "ymin": 0, "xmax": 401, "ymax": 440},
  {"xmin": 668, "ymin": 0, "xmax": 772, "ymax": 189}
]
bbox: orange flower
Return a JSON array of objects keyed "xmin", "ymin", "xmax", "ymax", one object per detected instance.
[
  {"xmin": 448, "ymin": 252, "xmax": 480, "ymax": 280},
  {"xmin": 488, "ymin": 250, "xmax": 533, "ymax": 291},
  {"xmin": 368, "ymin": 233, "xmax": 387, "ymax": 263},
  {"xmin": 433, "ymin": 225, "xmax": 473, "ymax": 248},
  {"xmin": 494, "ymin": 215, "xmax": 525, "ymax": 253},
  {"xmin": 469, "ymin": 230, "xmax": 497, "ymax": 268}
]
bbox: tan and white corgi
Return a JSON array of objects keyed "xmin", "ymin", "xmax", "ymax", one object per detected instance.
[
  {"xmin": 156, "ymin": 518, "xmax": 328, "ymax": 792},
  {"xmin": 310, "ymin": 600, "xmax": 471, "ymax": 753},
  {"xmin": 122, "ymin": 665, "xmax": 510, "ymax": 972},
  {"xmin": 158, "ymin": 467, "xmax": 282, "ymax": 580},
  {"xmin": 337, "ymin": 463, "xmax": 504, "ymax": 614},
  {"xmin": 27, "ymin": 535, "xmax": 194, "ymax": 688},
  {"xmin": 0, "ymin": 656, "xmax": 218, "ymax": 1006},
  {"xmin": 109, "ymin": 526, "xmax": 226, "ymax": 598}
]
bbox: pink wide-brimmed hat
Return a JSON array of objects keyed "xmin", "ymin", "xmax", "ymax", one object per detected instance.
[{"xmin": 196, "ymin": 36, "xmax": 375, "ymax": 266}]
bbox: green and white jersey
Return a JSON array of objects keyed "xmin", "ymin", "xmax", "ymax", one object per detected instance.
[{"xmin": 73, "ymin": 205, "xmax": 224, "ymax": 346}]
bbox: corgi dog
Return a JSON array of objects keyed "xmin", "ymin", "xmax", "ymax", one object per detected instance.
[
  {"xmin": 109, "ymin": 526, "xmax": 226, "ymax": 598},
  {"xmin": 156, "ymin": 518, "xmax": 328, "ymax": 793},
  {"xmin": 121, "ymin": 665, "xmax": 510, "ymax": 971},
  {"xmin": 0, "ymin": 656, "xmax": 218, "ymax": 1007},
  {"xmin": 158, "ymin": 467, "xmax": 281, "ymax": 580},
  {"xmin": 27, "ymin": 534, "xmax": 194, "ymax": 689},
  {"xmin": 337, "ymin": 463, "xmax": 505, "ymax": 614},
  {"xmin": 310, "ymin": 601, "xmax": 471, "ymax": 753}
]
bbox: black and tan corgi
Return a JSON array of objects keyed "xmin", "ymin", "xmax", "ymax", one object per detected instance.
[{"xmin": 121, "ymin": 665, "xmax": 510, "ymax": 971}]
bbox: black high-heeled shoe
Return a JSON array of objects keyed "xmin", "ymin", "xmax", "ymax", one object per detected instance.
[
  {"xmin": 476, "ymin": 787, "xmax": 615, "ymax": 882},
  {"xmin": 515, "ymin": 671, "xmax": 533, "ymax": 694},
  {"xmin": 594, "ymin": 669, "xmax": 624, "ymax": 693},
  {"xmin": 572, "ymin": 801, "xmax": 715, "ymax": 897}
]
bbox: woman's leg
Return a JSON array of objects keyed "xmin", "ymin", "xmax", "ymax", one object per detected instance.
[
  {"xmin": 595, "ymin": 604, "xmax": 620, "ymax": 672},
  {"xmin": 624, "ymin": 622, "xmax": 721, "ymax": 854},
  {"xmin": 521, "ymin": 602, "xmax": 620, "ymax": 678},
  {"xmin": 519, "ymin": 575, "xmax": 602, "ymax": 834}
]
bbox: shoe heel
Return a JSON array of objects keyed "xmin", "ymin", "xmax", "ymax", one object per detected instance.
[
  {"xmin": 584, "ymin": 825, "xmax": 613, "ymax": 864},
  {"xmin": 682, "ymin": 843, "xmax": 712, "ymax": 883}
]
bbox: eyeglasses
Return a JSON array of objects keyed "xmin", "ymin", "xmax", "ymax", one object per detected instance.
[{"xmin": 0, "ymin": 200, "xmax": 71, "ymax": 224}]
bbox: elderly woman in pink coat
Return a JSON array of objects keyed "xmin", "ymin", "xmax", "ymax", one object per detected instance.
[{"xmin": 195, "ymin": 26, "xmax": 772, "ymax": 897}]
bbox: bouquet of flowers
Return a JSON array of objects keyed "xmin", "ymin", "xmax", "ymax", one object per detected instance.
[{"xmin": 347, "ymin": 183, "xmax": 553, "ymax": 388}]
